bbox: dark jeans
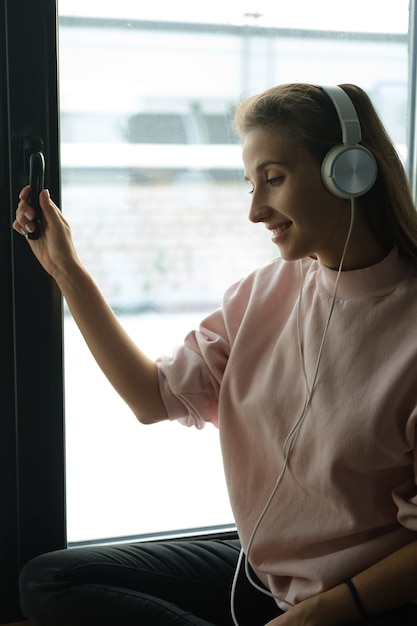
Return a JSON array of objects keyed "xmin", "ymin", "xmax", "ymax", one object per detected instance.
[{"xmin": 19, "ymin": 538, "xmax": 417, "ymax": 626}]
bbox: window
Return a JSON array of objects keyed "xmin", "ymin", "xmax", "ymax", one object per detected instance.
[{"xmin": 58, "ymin": 0, "xmax": 412, "ymax": 545}]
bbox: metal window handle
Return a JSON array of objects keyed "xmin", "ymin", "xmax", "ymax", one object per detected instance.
[{"xmin": 28, "ymin": 151, "xmax": 45, "ymax": 240}]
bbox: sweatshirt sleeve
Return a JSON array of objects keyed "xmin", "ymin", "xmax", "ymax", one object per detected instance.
[
  {"xmin": 392, "ymin": 409, "xmax": 417, "ymax": 532},
  {"xmin": 157, "ymin": 306, "xmax": 230, "ymax": 429},
  {"xmin": 156, "ymin": 259, "xmax": 282, "ymax": 429}
]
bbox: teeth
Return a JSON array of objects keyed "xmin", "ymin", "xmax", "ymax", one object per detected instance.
[{"xmin": 272, "ymin": 222, "xmax": 291, "ymax": 235}]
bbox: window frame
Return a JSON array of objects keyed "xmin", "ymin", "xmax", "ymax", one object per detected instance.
[
  {"xmin": 0, "ymin": 0, "xmax": 64, "ymax": 620},
  {"xmin": 408, "ymin": 0, "xmax": 417, "ymax": 197}
]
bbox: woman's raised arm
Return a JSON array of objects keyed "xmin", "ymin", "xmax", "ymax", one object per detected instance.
[{"xmin": 13, "ymin": 186, "xmax": 168, "ymax": 425}]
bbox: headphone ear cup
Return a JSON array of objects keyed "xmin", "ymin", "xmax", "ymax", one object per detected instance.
[{"xmin": 321, "ymin": 144, "xmax": 377, "ymax": 199}]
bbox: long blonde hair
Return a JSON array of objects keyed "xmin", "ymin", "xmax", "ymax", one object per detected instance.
[{"xmin": 234, "ymin": 83, "xmax": 417, "ymax": 265}]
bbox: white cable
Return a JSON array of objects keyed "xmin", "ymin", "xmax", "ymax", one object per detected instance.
[
  {"xmin": 230, "ymin": 548, "xmax": 245, "ymax": 625},
  {"xmin": 230, "ymin": 200, "xmax": 356, "ymax": 625}
]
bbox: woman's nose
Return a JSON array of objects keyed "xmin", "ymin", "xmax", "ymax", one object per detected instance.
[{"xmin": 248, "ymin": 189, "xmax": 271, "ymax": 224}]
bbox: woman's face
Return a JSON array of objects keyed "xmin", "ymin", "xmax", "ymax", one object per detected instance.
[{"xmin": 242, "ymin": 126, "xmax": 352, "ymax": 269}]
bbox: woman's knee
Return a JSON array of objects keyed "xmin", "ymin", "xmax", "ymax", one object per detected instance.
[{"xmin": 19, "ymin": 549, "xmax": 70, "ymax": 621}]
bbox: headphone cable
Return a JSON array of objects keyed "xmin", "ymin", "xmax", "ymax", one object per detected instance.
[{"xmin": 231, "ymin": 199, "xmax": 356, "ymax": 625}]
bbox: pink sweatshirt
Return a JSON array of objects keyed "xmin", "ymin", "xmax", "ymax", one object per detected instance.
[{"xmin": 157, "ymin": 247, "xmax": 417, "ymax": 608}]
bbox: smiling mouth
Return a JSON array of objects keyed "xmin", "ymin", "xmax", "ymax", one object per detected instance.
[{"xmin": 272, "ymin": 221, "xmax": 292, "ymax": 236}]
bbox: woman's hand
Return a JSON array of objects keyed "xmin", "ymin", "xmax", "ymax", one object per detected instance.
[
  {"xmin": 264, "ymin": 601, "xmax": 318, "ymax": 626},
  {"xmin": 264, "ymin": 537, "xmax": 417, "ymax": 626},
  {"xmin": 265, "ymin": 618, "xmax": 285, "ymax": 626},
  {"xmin": 13, "ymin": 186, "xmax": 80, "ymax": 278}
]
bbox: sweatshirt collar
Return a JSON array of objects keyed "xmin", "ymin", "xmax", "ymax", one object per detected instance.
[{"xmin": 314, "ymin": 248, "xmax": 413, "ymax": 299}]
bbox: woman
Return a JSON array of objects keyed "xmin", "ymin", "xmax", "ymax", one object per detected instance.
[{"xmin": 14, "ymin": 84, "xmax": 417, "ymax": 625}]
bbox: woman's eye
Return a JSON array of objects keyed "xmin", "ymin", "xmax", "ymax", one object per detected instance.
[
  {"xmin": 245, "ymin": 176, "xmax": 282, "ymax": 194},
  {"xmin": 266, "ymin": 176, "xmax": 283, "ymax": 186}
]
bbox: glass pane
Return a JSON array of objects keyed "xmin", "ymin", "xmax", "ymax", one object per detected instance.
[{"xmin": 59, "ymin": 0, "xmax": 410, "ymax": 544}]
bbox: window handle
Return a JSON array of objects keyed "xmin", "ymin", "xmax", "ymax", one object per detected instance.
[{"xmin": 27, "ymin": 150, "xmax": 45, "ymax": 240}]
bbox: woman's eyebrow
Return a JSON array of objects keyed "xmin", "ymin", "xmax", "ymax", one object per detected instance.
[
  {"xmin": 244, "ymin": 160, "xmax": 290, "ymax": 180},
  {"xmin": 256, "ymin": 160, "xmax": 289, "ymax": 171}
]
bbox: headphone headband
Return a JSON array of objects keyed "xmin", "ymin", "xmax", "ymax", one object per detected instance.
[
  {"xmin": 319, "ymin": 85, "xmax": 377, "ymax": 199},
  {"xmin": 320, "ymin": 85, "xmax": 362, "ymax": 145}
]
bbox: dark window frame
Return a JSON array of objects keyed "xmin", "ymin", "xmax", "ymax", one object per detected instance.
[{"xmin": 0, "ymin": 0, "xmax": 64, "ymax": 620}]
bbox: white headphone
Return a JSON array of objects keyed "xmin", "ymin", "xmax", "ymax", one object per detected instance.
[{"xmin": 320, "ymin": 85, "xmax": 377, "ymax": 199}]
